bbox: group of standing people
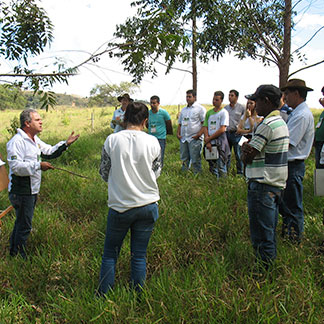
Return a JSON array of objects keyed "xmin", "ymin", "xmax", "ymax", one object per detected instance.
[
  {"xmin": 3, "ymin": 78, "xmax": 323, "ymax": 297},
  {"xmin": 108, "ymin": 79, "xmax": 321, "ymax": 276}
]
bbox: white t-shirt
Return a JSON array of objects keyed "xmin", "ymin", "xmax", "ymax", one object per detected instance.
[
  {"xmin": 100, "ymin": 130, "xmax": 161, "ymax": 212},
  {"xmin": 178, "ymin": 102, "xmax": 206, "ymax": 143}
]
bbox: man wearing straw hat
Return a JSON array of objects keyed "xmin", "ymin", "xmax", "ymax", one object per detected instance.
[
  {"xmin": 110, "ymin": 93, "xmax": 133, "ymax": 133},
  {"xmin": 6, "ymin": 108, "xmax": 79, "ymax": 259},
  {"xmin": 279, "ymin": 79, "xmax": 314, "ymax": 243}
]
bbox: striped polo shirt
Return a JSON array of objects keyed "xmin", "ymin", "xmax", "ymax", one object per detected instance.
[{"xmin": 246, "ymin": 114, "xmax": 289, "ymax": 189}]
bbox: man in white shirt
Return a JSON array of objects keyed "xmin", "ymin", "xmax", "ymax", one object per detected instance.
[
  {"xmin": 279, "ymin": 79, "xmax": 314, "ymax": 243},
  {"xmin": 177, "ymin": 89, "xmax": 206, "ymax": 174},
  {"xmin": 110, "ymin": 93, "xmax": 133, "ymax": 133},
  {"xmin": 7, "ymin": 109, "xmax": 79, "ymax": 259}
]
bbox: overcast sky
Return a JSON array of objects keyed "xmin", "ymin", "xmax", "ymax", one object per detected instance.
[{"xmin": 3, "ymin": 0, "xmax": 324, "ymax": 108}]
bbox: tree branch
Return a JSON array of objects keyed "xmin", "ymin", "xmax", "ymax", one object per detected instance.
[
  {"xmin": 288, "ymin": 59, "xmax": 324, "ymax": 78},
  {"xmin": 0, "ymin": 73, "xmax": 76, "ymax": 77},
  {"xmin": 292, "ymin": 25, "xmax": 324, "ymax": 54},
  {"xmin": 241, "ymin": 1, "xmax": 281, "ymax": 64},
  {"xmin": 154, "ymin": 58, "xmax": 193, "ymax": 74},
  {"xmin": 237, "ymin": 51, "xmax": 278, "ymax": 66}
]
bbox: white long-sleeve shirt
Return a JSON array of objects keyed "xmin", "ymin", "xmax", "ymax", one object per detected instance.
[{"xmin": 7, "ymin": 128, "xmax": 67, "ymax": 194}]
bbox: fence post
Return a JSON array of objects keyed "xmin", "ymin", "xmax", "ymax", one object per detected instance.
[{"xmin": 91, "ymin": 111, "xmax": 94, "ymax": 131}]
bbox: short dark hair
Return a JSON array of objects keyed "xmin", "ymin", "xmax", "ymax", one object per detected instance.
[
  {"xmin": 150, "ymin": 95, "xmax": 160, "ymax": 103},
  {"xmin": 186, "ymin": 89, "xmax": 196, "ymax": 97},
  {"xmin": 124, "ymin": 102, "xmax": 148, "ymax": 126},
  {"xmin": 214, "ymin": 91, "xmax": 224, "ymax": 100},
  {"xmin": 20, "ymin": 108, "xmax": 37, "ymax": 129},
  {"xmin": 321, "ymin": 86, "xmax": 324, "ymax": 94},
  {"xmin": 229, "ymin": 89, "xmax": 239, "ymax": 97}
]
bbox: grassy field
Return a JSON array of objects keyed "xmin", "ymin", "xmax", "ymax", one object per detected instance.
[{"xmin": 0, "ymin": 106, "xmax": 323, "ymax": 323}]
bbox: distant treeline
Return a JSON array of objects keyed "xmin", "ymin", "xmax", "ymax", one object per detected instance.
[{"xmin": 0, "ymin": 85, "xmax": 88, "ymax": 110}]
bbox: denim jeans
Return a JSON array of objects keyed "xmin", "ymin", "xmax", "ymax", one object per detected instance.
[
  {"xmin": 248, "ymin": 182, "xmax": 282, "ymax": 264},
  {"xmin": 315, "ymin": 141, "xmax": 324, "ymax": 169},
  {"xmin": 279, "ymin": 160, "xmax": 305, "ymax": 241},
  {"xmin": 98, "ymin": 202, "xmax": 159, "ymax": 295},
  {"xmin": 9, "ymin": 193, "xmax": 37, "ymax": 258},
  {"xmin": 226, "ymin": 132, "xmax": 243, "ymax": 175},
  {"xmin": 207, "ymin": 158, "xmax": 227, "ymax": 179},
  {"xmin": 180, "ymin": 139, "xmax": 203, "ymax": 173},
  {"xmin": 158, "ymin": 139, "xmax": 166, "ymax": 167}
]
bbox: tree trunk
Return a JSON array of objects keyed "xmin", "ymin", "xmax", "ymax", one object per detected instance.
[
  {"xmin": 280, "ymin": 0, "xmax": 292, "ymax": 88},
  {"xmin": 192, "ymin": 0, "xmax": 197, "ymax": 96}
]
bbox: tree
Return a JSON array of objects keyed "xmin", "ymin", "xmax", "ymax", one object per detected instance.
[
  {"xmin": 0, "ymin": 84, "xmax": 26, "ymax": 110},
  {"xmin": 88, "ymin": 82, "xmax": 139, "ymax": 107},
  {"xmin": 0, "ymin": 0, "xmax": 75, "ymax": 110},
  {"xmin": 112, "ymin": 0, "xmax": 323, "ymax": 91},
  {"xmin": 111, "ymin": 0, "xmax": 235, "ymax": 95},
  {"xmin": 231, "ymin": 0, "xmax": 324, "ymax": 87}
]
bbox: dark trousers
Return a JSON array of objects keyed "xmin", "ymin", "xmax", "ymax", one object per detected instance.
[
  {"xmin": 279, "ymin": 160, "xmax": 305, "ymax": 241},
  {"xmin": 9, "ymin": 193, "xmax": 37, "ymax": 258},
  {"xmin": 226, "ymin": 131, "xmax": 243, "ymax": 175},
  {"xmin": 158, "ymin": 139, "xmax": 166, "ymax": 167}
]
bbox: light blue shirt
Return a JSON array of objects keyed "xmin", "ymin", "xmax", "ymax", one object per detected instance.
[
  {"xmin": 110, "ymin": 107, "xmax": 126, "ymax": 133},
  {"xmin": 178, "ymin": 102, "xmax": 206, "ymax": 143},
  {"xmin": 287, "ymin": 101, "xmax": 314, "ymax": 161}
]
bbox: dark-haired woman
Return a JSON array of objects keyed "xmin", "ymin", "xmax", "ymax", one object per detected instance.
[
  {"xmin": 98, "ymin": 102, "xmax": 161, "ymax": 295},
  {"xmin": 237, "ymin": 99, "xmax": 262, "ymax": 139}
]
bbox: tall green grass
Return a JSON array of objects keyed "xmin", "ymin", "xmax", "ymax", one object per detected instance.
[{"xmin": 0, "ymin": 107, "xmax": 323, "ymax": 323}]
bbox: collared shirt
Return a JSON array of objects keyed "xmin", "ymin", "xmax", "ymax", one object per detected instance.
[
  {"xmin": 203, "ymin": 108, "xmax": 229, "ymax": 145},
  {"xmin": 287, "ymin": 101, "xmax": 314, "ymax": 161},
  {"xmin": 110, "ymin": 107, "xmax": 126, "ymax": 133},
  {"xmin": 178, "ymin": 102, "xmax": 206, "ymax": 143},
  {"xmin": 246, "ymin": 114, "xmax": 289, "ymax": 189},
  {"xmin": 224, "ymin": 103, "xmax": 245, "ymax": 131},
  {"xmin": 7, "ymin": 128, "xmax": 67, "ymax": 195},
  {"xmin": 148, "ymin": 107, "xmax": 171, "ymax": 139}
]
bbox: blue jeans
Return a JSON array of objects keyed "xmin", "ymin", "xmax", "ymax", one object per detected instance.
[
  {"xmin": 248, "ymin": 182, "xmax": 282, "ymax": 263},
  {"xmin": 180, "ymin": 139, "xmax": 203, "ymax": 173},
  {"xmin": 9, "ymin": 193, "xmax": 37, "ymax": 258},
  {"xmin": 98, "ymin": 202, "xmax": 159, "ymax": 295},
  {"xmin": 158, "ymin": 139, "xmax": 166, "ymax": 167},
  {"xmin": 279, "ymin": 160, "xmax": 305, "ymax": 241},
  {"xmin": 207, "ymin": 158, "xmax": 227, "ymax": 179},
  {"xmin": 226, "ymin": 132, "xmax": 243, "ymax": 175}
]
